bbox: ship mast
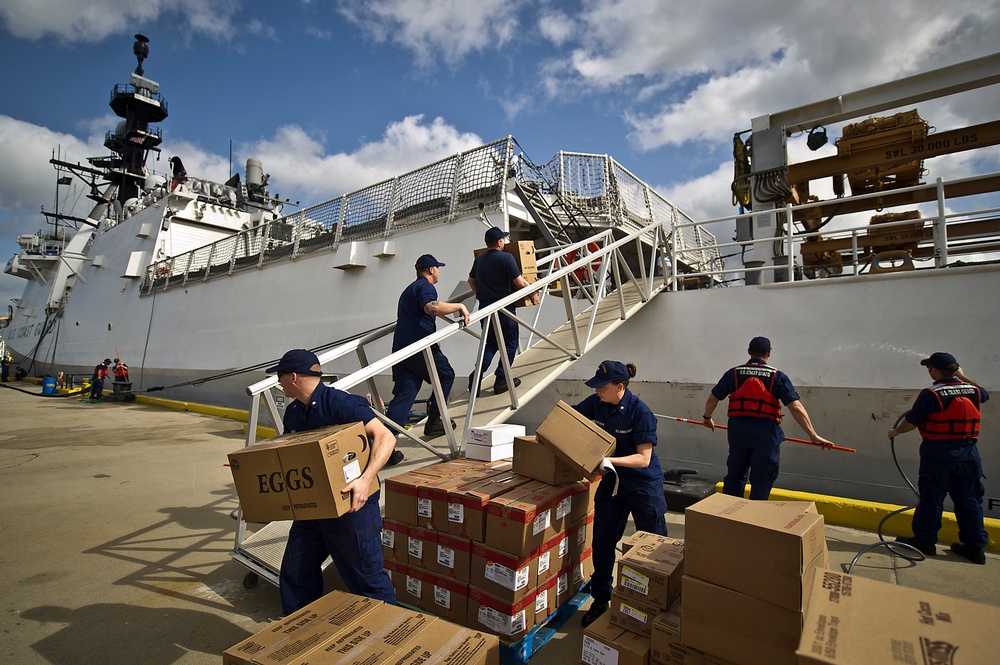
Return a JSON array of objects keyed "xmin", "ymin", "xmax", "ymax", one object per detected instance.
[{"xmin": 90, "ymin": 33, "xmax": 168, "ymax": 207}]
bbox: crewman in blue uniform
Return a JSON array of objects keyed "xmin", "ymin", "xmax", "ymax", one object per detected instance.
[
  {"xmin": 467, "ymin": 227, "xmax": 539, "ymax": 395},
  {"xmin": 386, "ymin": 254, "xmax": 470, "ymax": 447},
  {"xmin": 889, "ymin": 352, "xmax": 990, "ymax": 564},
  {"xmin": 268, "ymin": 349, "xmax": 398, "ymax": 613},
  {"xmin": 703, "ymin": 337, "xmax": 832, "ymax": 500},
  {"xmin": 574, "ymin": 360, "xmax": 668, "ymax": 628},
  {"xmin": 89, "ymin": 358, "xmax": 111, "ymax": 400}
]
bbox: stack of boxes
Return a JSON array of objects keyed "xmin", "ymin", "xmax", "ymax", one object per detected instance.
[
  {"xmin": 382, "ymin": 400, "xmax": 616, "ymax": 643},
  {"xmin": 582, "ymin": 532, "xmax": 685, "ymax": 665},
  {"xmin": 224, "ymin": 590, "xmax": 499, "ymax": 665},
  {"xmin": 464, "ymin": 424, "xmax": 525, "ymax": 462},
  {"xmin": 680, "ymin": 494, "xmax": 828, "ymax": 665}
]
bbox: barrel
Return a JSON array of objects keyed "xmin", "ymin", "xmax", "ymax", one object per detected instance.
[{"xmin": 41, "ymin": 377, "xmax": 57, "ymax": 395}]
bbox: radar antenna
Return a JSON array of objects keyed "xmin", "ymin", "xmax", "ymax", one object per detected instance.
[{"xmin": 133, "ymin": 33, "xmax": 149, "ymax": 75}]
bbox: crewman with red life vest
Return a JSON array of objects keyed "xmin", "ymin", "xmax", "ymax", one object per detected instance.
[
  {"xmin": 702, "ymin": 336, "xmax": 832, "ymax": 500},
  {"xmin": 112, "ymin": 358, "xmax": 129, "ymax": 383},
  {"xmin": 888, "ymin": 352, "xmax": 990, "ymax": 564},
  {"xmin": 89, "ymin": 358, "xmax": 111, "ymax": 400}
]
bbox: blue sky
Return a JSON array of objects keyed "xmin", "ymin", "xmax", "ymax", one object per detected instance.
[{"xmin": 1, "ymin": 0, "xmax": 999, "ymax": 305}]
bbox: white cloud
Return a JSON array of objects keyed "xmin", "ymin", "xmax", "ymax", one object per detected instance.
[
  {"xmin": 537, "ymin": 10, "xmax": 575, "ymax": 47},
  {"xmin": 336, "ymin": 0, "xmax": 524, "ymax": 66},
  {"xmin": 0, "ymin": 0, "xmax": 241, "ymax": 42},
  {"xmin": 244, "ymin": 115, "xmax": 484, "ymax": 201}
]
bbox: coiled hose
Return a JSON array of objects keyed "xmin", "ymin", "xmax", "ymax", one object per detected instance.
[{"xmin": 847, "ymin": 412, "xmax": 924, "ymax": 572}]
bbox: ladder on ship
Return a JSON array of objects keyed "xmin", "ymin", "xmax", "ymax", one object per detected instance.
[{"xmin": 243, "ymin": 216, "xmax": 673, "ymax": 457}]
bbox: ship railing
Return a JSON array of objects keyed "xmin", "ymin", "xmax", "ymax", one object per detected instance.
[
  {"xmin": 244, "ymin": 216, "xmax": 679, "ymax": 458},
  {"xmin": 669, "ymin": 171, "xmax": 1000, "ymax": 285},
  {"xmin": 140, "ymin": 139, "xmax": 722, "ymax": 294}
]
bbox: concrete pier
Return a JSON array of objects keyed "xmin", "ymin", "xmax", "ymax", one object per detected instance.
[{"xmin": 1, "ymin": 384, "xmax": 996, "ymax": 664}]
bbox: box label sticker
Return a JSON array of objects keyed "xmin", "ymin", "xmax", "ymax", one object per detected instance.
[
  {"xmin": 417, "ymin": 498, "xmax": 432, "ymax": 518},
  {"xmin": 342, "ymin": 460, "xmax": 361, "ymax": 483},
  {"xmin": 559, "ymin": 537, "xmax": 569, "ymax": 558},
  {"xmin": 478, "ymin": 606, "xmax": 525, "ymax": 636},
  {"xmin": 408, "ymin": 537, "xmax": 423, "ymax": 559},
  {"xmin": 620, "ymin": 602, "xmax": 648, "ymax": 624},
  {"xmin": 434, "ymin": 585, "xmax": 451, "ymax": 609},
  {"xmin": 406, "ymin": 575, "xmax": 422, "ymax": 598},
  {"xmin": 381, "ymin": 529, "xmax": 395, "ymax": 548},
  {"xmin": 556, "ymin": 497, "xmax": 572, "ymax": 520},
  {"xmin": 437, "ymin": 545, "xmax": 455, "ymax": 569},
  {"xmin": 621, "ymin": 565, "xmax": 650, "ymax": 596},
  {"xmin": 485, "ymin": 561, "xmax": 529, "ymax": 591},
  {"xmin": 448, "ymin": 502, "xmax": 464, "ymax": 523},
  {"xmin": 538, "ymin": 551, "xmax": 550, "ymax": 575},
  {"xmin": 532, "ymin": 508, "xmax": 551, "ymax": 536},
  {"xmin": 535, "ymin": 592, "xmax": 548, "ymax": 615},
  {"xmin": 557, "ymin": 573, "xmax": 568, "ymax": 595},
  {"xmin": 582, "ymin": 635, "xmax": 619, "ymax": 665}
]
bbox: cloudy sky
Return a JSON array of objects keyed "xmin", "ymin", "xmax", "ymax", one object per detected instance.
[{"xmin": 1, "ymin": 0, "xmax": 999, "ymax": 305}]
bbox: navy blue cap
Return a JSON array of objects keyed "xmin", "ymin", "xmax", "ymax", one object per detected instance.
[
  {"xmin": 485, "ymin": 226, "xmax": 509, "ymax": 243},
  {"xmin": 103, "ymin": 358, "xmax": 112, "ymax": 364},
  {"xmin": 266, "ymin": 349, "xmax": 323, "ymax": 376},
  {"xmin": 921, "ymin": 352, "xmax": 958, "ymax": 370},
  {"xmin": 748, "ymin": 336, "xmax": 771, "ymax": 355},
  {"xmin": 415, "ymin": 254, "xmax": 445, "ymax": 270},
  {"xmin": 585, "ymin": 360, "xmax": 630, "ymax": 388}
]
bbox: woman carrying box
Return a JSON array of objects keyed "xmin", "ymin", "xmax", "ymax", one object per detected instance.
[{"xmin": 574, "ymin": 360, "xmax": 668, "ymax": 628}]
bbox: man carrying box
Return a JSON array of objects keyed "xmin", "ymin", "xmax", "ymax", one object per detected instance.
[{"xmin": 269, "ymin": 349, "xmax": 399, "ymax": 613}]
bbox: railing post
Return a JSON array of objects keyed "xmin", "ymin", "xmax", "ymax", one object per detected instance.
[
  {"xmin": 786, "ymin": 203, "xmax": 795, "ymax": 283},
  {"xmin": 934, "ymin": 177, "xmax": 948, "ymax": 267}
]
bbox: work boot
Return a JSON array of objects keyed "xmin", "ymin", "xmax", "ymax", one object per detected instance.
[
  {"xmin": 951, "ymin": 542, "xmax": 986, "ymax": 565},
  {"xmin": 895, "ymin": 536, "xmax": 937, "ymax": 556},
  {"xmin": 385, "ymin": 450, "xmax": 405, "ymax": 466},
  {"xmin": 493, "ymin": 376, "xmax": 521, "ymax": 394},
  {"xmin": 580, "ymin": 600, "xmax": 608, "ymax": 628},
  {"xmin": 424, "ymin": 415, "xmax": 456, "ymax": 438},
  {"xmin": 468, "ymin": 372, "xmax": 481, "ymax": 397}
]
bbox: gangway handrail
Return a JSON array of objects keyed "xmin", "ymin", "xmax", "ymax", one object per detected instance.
[{"xmin": 244, "ymin": 220, "xmax": 674, "ymax": 457}]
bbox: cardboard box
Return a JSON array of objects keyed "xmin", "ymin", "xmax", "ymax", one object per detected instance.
[
  {"xmin": 407, "ymin": 525, "xmax": 437, "ymax": 571},
  {"xmin": 682, "ymin": 575, "xmax": 803, "ymax": 665},
  {"xmin": 536, "ymin": 532, "xmax": 566, "ymax": 585},
  {"xmin": 234, "ymin": 593, "xmax": 383, "ymax": 665},
  {"xmin": 534, "ymin": 574, "xmax": 558, "ymax": 622},
  {"xmin": 388, "ymin": 621, "xmax": 499, "ymax": 665},
  {"xmin": 466, "ymin": 442, "xmax": 513, "ymax": 462},
  {"xmin": 423, "ymin": 571, "xmax": 469, "ymax": 627},
  {"xmin": 534, "ymin": 401, "xmax": 615, "ymax": 480},
  {"xmin": 557, "ymin": 548, "xmax": 594, "ymax": 607},
  {"xmin": 447, "ymin": 472, "xmax": 534, "ymax": 542},
  {"xmin": 485, "ymin": 480, "xmax": 568, "ymax": 555},
  {"xmin": 582, "ymin": 618, "xmax": 651, "ymax": 665},
  {"xmin": 294, "ymin": 604, "xmax": 433, "ymax": 665},
  {"xmin": 465, "ymin": 424, "xmax": 526, "ymax": 447},
  {"xmin": 650, "ymin": 599, "xmax": 682, "ymax": 663},
  {"xmin": 797, "ymin": 569, "xmax": 1000, "ymax": 665},
  {"xmin": 418, "ymin": 470, "xmax": 509, "ymax": 532},
  {"xmin": 570, "ymin": 480, "xmax": 599, "ymax": 523},
  {"xmin": 621, "ymin": 530, "xmax": 676, "ymax": 556},
  {"xmin": 615, "ymin": 536, "xmax": 684, "ymax": 609},
  {"xmin": 566, "ymin": 513, "xmax": 594, "ymax": 559},
  {"xmin": 435, "ymin": 533, "xmax": 472, "ymax": 582},
  {"xmin": 224, "ymin": 591, "xmax": 359, "ymax": 665},
  {"xmin": 470, "ymin": 541, "xmax": 538, "ymax": 604},
  {"xmin": 468, "ymin": 585, "xmax": 536, "ymax": 640},
  {"xmin": 611, "ymin": 589, "xmax": 663, "ymax": 637},
  {"xmin": 381, "ymin": 518, "xmax": 407, "ymax": 563},
  {"xmin": 228, "ymin": 423, "xmax": 377, "ymax": 522},
  {"xmin": 684, "ymin": 493, "xmax": 827, "ymax": 610},
  {"xmin": 384, "ymin": 471, "xmax": 438, "ymax": 527},
  {"xmin": 512, "ymin": 435, "xmax": 583, "ymax": 484},
  {"xmin": 385, "ymin": 560, "xmax": 426, "ymax": 610}
]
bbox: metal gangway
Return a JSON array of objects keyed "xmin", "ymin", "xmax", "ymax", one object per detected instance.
[{"xmin": 230, "ymin": 214, "xmax": 685, "ymax": 587}]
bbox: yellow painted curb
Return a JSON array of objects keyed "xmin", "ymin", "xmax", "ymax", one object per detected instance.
[
  {"xmin": 135, "ymin": 394, "xmax": 251, "ymax": 422},
  {"xmin": 725, "ymin": 484, "xmax": 1000, "ymax": 553}
]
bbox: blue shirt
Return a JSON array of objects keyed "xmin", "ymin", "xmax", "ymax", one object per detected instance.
[
  {"xmin": 469, "ymin": 249, "xmax": 521, "ymax": 307},
  {"xmin": 711, "ymin": 358, "xmax": 800, "ymax": 448},
  {"xmin": 283, "ymin": 381, "xmax": 377, "ymax": 434},
  {"xmin": 393, "ymin": 277, "xmax": 438, "ymax": 352},
  {"xmin": 574, "ymin": 389, "xmax": 663, "ymax": 491},
  {"xmin": 905, "ymin": 379, "xmax": 990, "ymax": 462}
]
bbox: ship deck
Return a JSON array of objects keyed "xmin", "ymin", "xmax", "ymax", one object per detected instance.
[{"xmin": 1, "ymin": 384, "xmax": 997, "ymax": 664}]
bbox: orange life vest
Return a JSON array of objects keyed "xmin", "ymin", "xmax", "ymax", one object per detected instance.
[
  {"xmin": 727, "ymin": 364, "xmax": 782, "ymax": 422},
  {"xmin": 918, "ymin": 382, "xmax": 981, "ymax": 440}
]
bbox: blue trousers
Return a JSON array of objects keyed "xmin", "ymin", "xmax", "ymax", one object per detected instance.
[
  {"xmin": 386, "ymin": 345, "xmax": 455, "ymax": 427},
  {"xmin": 279, "ymin": 490, "xmax": 396, "ymax": 614},
  {"xmin": 722, "ymin": 444, "xmax": 780, "ymax": 500},
  {"xmin": 89, "ymin": 377, "xmax": 105, "ymax": 399},
  {"xmin": 590, "ymin": 482, "xmax": 668, "ymax": 603},
  {"xmin": 479, "ymin": 308, "xmax": 519, "ymax": 378},
  {"xmin": 912, "ymin": 457, "xmax": 987, "ymax": 548}
]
